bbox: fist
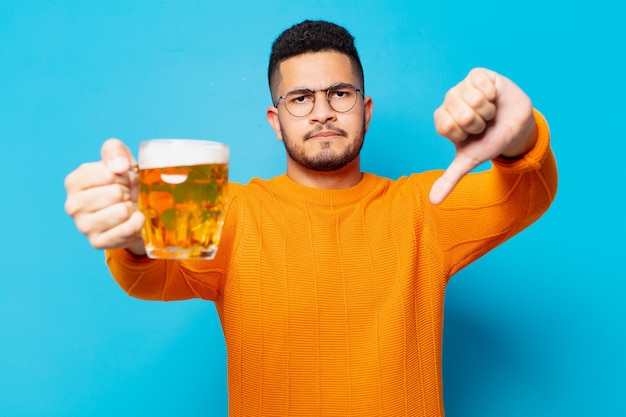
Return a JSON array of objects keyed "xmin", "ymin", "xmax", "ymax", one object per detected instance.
[
  {"xmin": 430, "ymin": 68, "xmax": 537, "ymax": 204},
  {"xmin": 64, "ymin": 139, "xmax": 146, "ymax": 253}
]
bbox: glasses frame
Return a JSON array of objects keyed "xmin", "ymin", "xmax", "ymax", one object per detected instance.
[{"xmin": 273, "ymin": 83, "xmax": 365, "ymax": 118}]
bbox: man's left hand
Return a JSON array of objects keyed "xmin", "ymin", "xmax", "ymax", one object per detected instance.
[{"xmin": 430, "ymin": 67, "xmax": 537, "ymax": 204}]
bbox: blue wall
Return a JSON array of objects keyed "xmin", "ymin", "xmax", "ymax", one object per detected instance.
[{"xmin": 1, "ymin": 1, "xmax": 624, "ymax": 416}]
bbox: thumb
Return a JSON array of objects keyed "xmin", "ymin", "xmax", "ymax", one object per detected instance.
[
  {"xmin": 101, "ymin": 138, "xmax": 136, "ymax": 175},
  {"xmin": 429, "ymin": 154, "xmax": 477, "ymax": 205}
]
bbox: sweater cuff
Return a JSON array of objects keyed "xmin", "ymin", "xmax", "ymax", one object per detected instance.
[
  {"xmin": 105, "ymin": 248, "xmax": 161, "ymax": 272},
  {"xmin": 492, "ymin": 109, "xmax": 551, "ymax": 172}
]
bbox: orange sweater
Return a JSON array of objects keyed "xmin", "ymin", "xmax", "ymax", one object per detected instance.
[{"xmin": 106, "ymin": 112, "xmax": 557, "ymax": 416}]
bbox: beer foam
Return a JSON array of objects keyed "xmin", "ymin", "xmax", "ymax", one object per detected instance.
[{"xmin": 139, "ymin": 139, "xmax": 229, "ymax": 169}]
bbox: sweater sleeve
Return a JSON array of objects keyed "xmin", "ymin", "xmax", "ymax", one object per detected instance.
[
  {"xmin": 420, "ymin": 109, "xmax": 558, "ymax": 277},
  {"xmin": 104, "ymin": 249, "xmax": 225, "ymax": 301}
]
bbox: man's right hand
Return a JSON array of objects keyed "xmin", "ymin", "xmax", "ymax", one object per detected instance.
[{"xmin": 64, "ymin": 138, "xmax": 146, "ymax": 256}]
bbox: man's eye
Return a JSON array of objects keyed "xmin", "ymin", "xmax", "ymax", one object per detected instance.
[
  {"xmin": 330, "ymin": 89, "xmax": 351, "ymax": 99},
  {"xmin": 289, "ymin": 94, "xmax": 312, "ymax": 105}
]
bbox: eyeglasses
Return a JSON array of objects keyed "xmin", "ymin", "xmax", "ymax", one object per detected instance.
[{"xmin": 274, "ymin": 83, "xmax": 364, "ymax": 118}]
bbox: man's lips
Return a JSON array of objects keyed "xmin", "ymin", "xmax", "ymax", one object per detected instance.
[{"xmin": 305, "ymin": 130, "xmax": 346, "ymax": 140}]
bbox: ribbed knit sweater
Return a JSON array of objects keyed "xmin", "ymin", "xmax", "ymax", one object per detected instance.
[{"xmin": 106, "ymin": 112, "xmax": 557, "ymax": 416}]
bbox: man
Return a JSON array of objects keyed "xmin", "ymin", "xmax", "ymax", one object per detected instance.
[{"xmin": 65, "ymin": 20, "xmax": 557, "ymax": 416}]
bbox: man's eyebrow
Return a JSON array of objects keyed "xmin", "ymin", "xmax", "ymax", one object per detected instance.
[
  {"xmin": 330, "ymin": 82, "xmax": 354, "ymax": 88},
  {"xmin": 286, "ymin": 83, "xmax": 354, "ymax": 94},
  {"xmin": 285, "ymin": 87, "xmax": 314, "ymax": 94}
]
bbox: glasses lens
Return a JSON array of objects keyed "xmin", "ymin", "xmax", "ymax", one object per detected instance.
[
  {"xmin": 285, "ymin": 90, "xmax": 315, "ymax": 117},
  {"xmin": 328, "ymin": 85, "xmax": 358, "ymax": 113}
]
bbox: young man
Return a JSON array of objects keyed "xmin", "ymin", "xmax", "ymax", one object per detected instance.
[{"xmin": 65, "ymin": 20, "xmax": 558, "ymax": 416}]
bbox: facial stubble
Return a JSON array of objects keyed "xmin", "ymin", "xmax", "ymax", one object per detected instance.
[{"xmin": 280, "ymin": 121, "xmax": 366, "ymax": 172}]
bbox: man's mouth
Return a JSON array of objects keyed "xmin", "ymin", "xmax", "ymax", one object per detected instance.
[{"xmin": 305, "ymin": 127, "xmax": 347, "ymax": 140}]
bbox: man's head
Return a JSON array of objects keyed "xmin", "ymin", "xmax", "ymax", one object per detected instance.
[
  {"xmin": 268, "ymin": 20, "xmax": 364, "ymax": 102},
  {"xmin": 265, "ymin": 21, "xmax": 373, "ymax": 184}
]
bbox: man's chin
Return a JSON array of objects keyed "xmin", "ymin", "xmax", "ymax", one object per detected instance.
[
  {"xmin": 303, "ymin": 151, "xmax": 356, "ymax": 172},
  {"xmin": 283, "ymin": 133, "xmax": 364, "ymax": 172}
]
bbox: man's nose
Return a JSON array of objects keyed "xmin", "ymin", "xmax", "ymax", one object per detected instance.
[{"xmin": 308, "ymin": 92, "xmax": 337, "ymax": 123}]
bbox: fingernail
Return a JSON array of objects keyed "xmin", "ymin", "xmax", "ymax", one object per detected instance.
[{"xmin": 107, "ymin": 157, "xmax": 129, "ymax": 172}]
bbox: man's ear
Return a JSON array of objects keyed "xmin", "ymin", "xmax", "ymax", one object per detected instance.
[
  {"xmin": 363, "ymin": 95, "xmax": 374, "ymax": 133},
  {"xmin": 266, "ymin": 106, "xmax": 283, "ymax": 141}
]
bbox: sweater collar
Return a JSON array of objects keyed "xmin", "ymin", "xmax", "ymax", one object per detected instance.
[{"xmin": 267, "ymin": 173, "xmax": 383, "ymax": 207}]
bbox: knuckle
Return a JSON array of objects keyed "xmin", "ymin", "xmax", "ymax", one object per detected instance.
[
  {"xmin": 456, "ymin": 110, "xmax": 476, "ymax": 128},
  {"xmin": 122, "ymin": 201, "xmax": 136, "ymax": 219},
  {"xmin": 470, "ymin": 67, "xmax": 488, "ymax": 82},
  {"xmin": 107, "ymin": 184, "xmax": 123, "ymax": 202},
  {"xmin": 75, "ymin": 219, "xmax": 91, "ymax": 235},
  {"xmin": 473, "ymin": 73, "xmax": 490, "ymax": 88},
  {"xmin": 482, "ymin": 103, "xmax": 497, "ymax": 121},
  {"xmin": 111, "ymin": 201, "xmax": 137, "ymax": 224},
  {"xmin": 443, "ymin": 89, "xmax": 457, "ymax": 104},
  {"xmin": 116, "ymin": 184, "xmax": 130, "ymax": 202},
  {"xmin": 435, "ymin": 116, "xmax": 455, "ymax": 137},
  {"xmin": 470, "ymin": 70, "xmax": 496, "ymax": 100},
  {"xmin": 467, "ymin": 119, "xmax": 486, "ymax": 135},
  {"xmin": 464, "ymin": 90, "xmax": 485, "ymax": 109},
  {"xmin": 64, "ymin": 199, "xmax": 77, "ymax": 216},
  {"xmin": 118, "ymin": 221, "xmax": 141, "ymax": 242},
  {"xmin": 89, "ymin": 235, "xmax": 109, "ymax": 250},
  {"xmin": 102, "ymin": 184, "xmax": 129, "ymax": 206},
  {"xmin": 64, "ymin": 168, "xmax": 83, "ymax": 191},
  {"xmin": 63, "ymin": 175, "xmax": 74, "ymax": 190}
]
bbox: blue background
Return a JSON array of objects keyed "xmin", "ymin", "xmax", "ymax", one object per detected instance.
[{"xmin": 1, "ymin": 1, "xmax": 624, "ymax": 416}]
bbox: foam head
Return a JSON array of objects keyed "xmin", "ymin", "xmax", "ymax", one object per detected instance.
[{"xmin": 138, "ymin": 139, "xmax": 229, "ymax": 169}]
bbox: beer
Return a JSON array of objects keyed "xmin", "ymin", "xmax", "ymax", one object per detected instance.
[{"xmin": 137, "ymin": 139, "xmax": 229, "ymax": 259}]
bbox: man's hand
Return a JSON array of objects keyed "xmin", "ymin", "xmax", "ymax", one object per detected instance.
[
  {"xmin": 64, "ymin": 139, "xmax": 146, "ymax": 255},
  {"xmin": 429, "ymin": 68, "xmax": 538, "ymax": 205}
]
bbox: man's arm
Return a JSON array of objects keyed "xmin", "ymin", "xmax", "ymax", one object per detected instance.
[{"xmin": 417, "ymin": 107, "xmax": 557, "ymax": 278}]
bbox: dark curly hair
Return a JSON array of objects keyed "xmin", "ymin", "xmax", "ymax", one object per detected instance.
[{"xmin": 268, "ymin": 20, "xmax": 364, "ymax": 102}]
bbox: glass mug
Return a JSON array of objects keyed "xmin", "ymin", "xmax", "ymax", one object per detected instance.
[{"xmin": 137, "ymin": 139, "xmax": 229, "ymax": 259}]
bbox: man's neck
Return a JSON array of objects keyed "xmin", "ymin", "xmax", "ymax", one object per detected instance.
[{"xmin": 285, "ymin": 159, "xmax": 363, "ymax": 190}]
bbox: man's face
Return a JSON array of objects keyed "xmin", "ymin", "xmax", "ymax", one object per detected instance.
[{"xmin": 267, "ymin": 51, "xmax": 373, "ymax": 172}]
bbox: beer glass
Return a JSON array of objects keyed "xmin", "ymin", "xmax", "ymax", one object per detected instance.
[{"xmin": 137, "ymin": 139, "xmax": 229, "ymax": 259}]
